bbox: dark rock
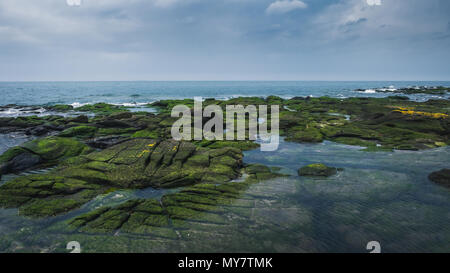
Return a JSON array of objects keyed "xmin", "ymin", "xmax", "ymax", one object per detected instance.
[
  {"xmin": 96, "ymin": 119, "xmax": 132, "ymax": 128},
  {"xmin": 298, "ymin": 163, "xmax": 340, "ymax": 177},
  {"xmin": 1, "ymin": 151, "xmax": 42, "ymax": 174},
  {"xmin": 25, "ymin": 125, "xmax": 50, "ymax": 136},
  {"xmin": 68, "ymin": 115, "xmax": 89, "ymax": 123},
  {"xmin": 109, "ymin": 112, "xmax": 133, "ymax": 120},
  {"xmin": 0, "ymin": 136, "xmax": 91, "ymax": 175},
  {"xmin": 87, "ymin": 136, "xmax": 129, "ymax": 149},
  {"xmin": 428, "ymin": 169, "xmax": 450, "ymax": 188},
  {"xmin": 59, "ymin": 126, "xmax": 98, "ymax": 138},
  {"xmin": 46, "ymin": 104, "xmax": 74, "ymax": 112}
]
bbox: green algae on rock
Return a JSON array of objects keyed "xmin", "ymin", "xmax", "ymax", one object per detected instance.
[
  {"xmin": 67, "ymin": 164, "xmax": 283, "ymax": 235},
  {"xmin": 298, "ymin": 163, "xmax": 341, "ymax": 177},
  {"xmin": 2, "ymin": 96, "xmax": 449, "ymax": 152},
  {"xmin": 0, "ymin": 136, "xmax": 92, "ymax": 175},
  {"xmin": 0, "ymin": 139, "xmax": 247, "ymax": 217},
  {"xmin": 146, "ymin": 96, "xmax": 450, "ymax": 151},
  {"xmin": 75, "ymin": 103, "xmax": 129, "ymax": 115},
  {"xmin": 59, "ymin": 126, "xmax": 98, "ymax": 138},
  {"xmin": 282, "ymin": 97, "xmax": 450, "ymax": 150}
]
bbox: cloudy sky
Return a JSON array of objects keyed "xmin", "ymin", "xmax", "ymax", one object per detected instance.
[{"xmin": 0, "ymin": 0, "xmax": 449, "ymax": 81}]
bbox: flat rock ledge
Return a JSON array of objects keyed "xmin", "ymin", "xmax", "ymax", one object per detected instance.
[{"xmin": 0, "ymin": 138, "xmax": 244, "ymax": 217}]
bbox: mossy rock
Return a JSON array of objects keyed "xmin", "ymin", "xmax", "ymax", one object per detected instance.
[
  {"xmin": 0, "ymin": 137, "xmax": 91, "ymax": 175},
  {"xmin": 22, "ymin": 136, "xmax": 91, "ymax": 161},
  {"xmin": 76, "ymin": 103, "xmax": 128, "ymax": 115},
  {"xmin": 132, "ymin": 129, "xmax": 160, "ymax": 139},
  {"xmin": 108, "ymin": 112, "xmax": 133, "ymax": 120},
  {"xmin": 195, "ymin": 140, "xmax": 260, "ymax": 151},
  {"xmin": 286, "ymin": 127, "xmax": 324, "ymax": 143},
  {"xmin": 298, "ymin": 163, "xmax": 341, "ymax": 177},
  {"xmin": 280, "ymin": 96, "xmax": 450, "ymax": 150},
  {"xmin": 59, "ymin": 126, "xmax": 98, "ymax": 138},
  {"xmin": 46, "ymin": 104, "xmax": 74, "ymax": 112},
  {"xmin": 67, "ymin": 164, "xmax": 282, "ymax": 234},
  {"xmin": 0, "ymin": 139, "xmax": 246, "ymax": 217},
  {"xmin": 96, "ymin": 127, "xmax": 137, "ymax": 136}
]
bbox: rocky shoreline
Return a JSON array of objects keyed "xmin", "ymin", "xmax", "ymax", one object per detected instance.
[{"xmin": 0, "ymin": 95, "xmax": 449, "ymax": 236}]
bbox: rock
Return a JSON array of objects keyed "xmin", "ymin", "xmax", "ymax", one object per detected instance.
[
  {"xmin": 96, "ymin": 119, "xmax": 132, "ymax": 128},
  {"xmin": 131, "ymin": 129, "xmax": 160, "ymax": 139},
  {"xmin": 67, "ymin": 115, "xmax": 89, "ymax": 123},
  {"xmin": 25, "ymin": 125, "xmax": 50, "ymax": 136},
  {"xmin": 76, "ymin": 103, "xmax": 128, "ymax": 115},
  {"xmin": 195, "ymin": 140, "xmax": 260, "ymax": 151},
  {"xmin": 59, "ymin": 125, "xmax": 98, "ymax": 138},
  {"xmin": 68, "ymin": 165, "xmax": 282, "ymax": 234},
  {"xmin": 0, "ymin": 136, "xmax": 91, "ymax": 175},
  {"xmin": 0, "ymin": 150, "xmax": 42, "ymax": 174},
  {"xmin": 281, "ymin": 96, "xmax": 450, "ymax": 150},
  {"xmin": 298, "ymin": 163, "xmax": 340, "ymax": 177},
  {"xmin": 46, "ymin": 104, "xmax": 74, "ymax": 112},
  {"xmin": 109, "ymin": 112, "xmax": 133, "ymax": 120},
  {"xmin": 428, "ymin": 169, "xmax": 450, "ymax": 188},
  {"xmin": 0, "ymin": 139, "xmax": 246, "ymax": 217},
  {"xmin": 286, "ymin": 127, "xmax": 323, "ymax": 143},
  {"xmin": 86, "ymin": 136, "xmax": 129, "ymax": 149}
]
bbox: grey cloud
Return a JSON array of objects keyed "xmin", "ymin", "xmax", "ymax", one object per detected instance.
[{"xmin": 0, "ymin": 0, "xmax": 449, "ymax": 81}]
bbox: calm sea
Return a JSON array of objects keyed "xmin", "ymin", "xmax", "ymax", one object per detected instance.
[{"xmin": 1, "ymin": 81, "xmax": 449, "ymax": 106}]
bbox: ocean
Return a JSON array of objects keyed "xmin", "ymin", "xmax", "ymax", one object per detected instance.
[{"xmin": 1, "ymin": 81, "xmax": 450, "ymax": 107}]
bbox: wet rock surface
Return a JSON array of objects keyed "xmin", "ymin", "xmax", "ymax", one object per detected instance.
[
  {"xmin": 0, "ymin": 138, "xmax": 244, "ymax": 217},
  {"xmin": 428, "ymin": 169, "xmax": 450, "ymax": 188},
  {"xmin": 0, "ymin": 137, "xmax": 91, "ymax": 175},
  {"xmin": 68, "ymin": 165, "xmax": 283, "ymax": 236},
  {"xmin": 298, "ymin": 163, "xmax": 340, "ymax": 177}
]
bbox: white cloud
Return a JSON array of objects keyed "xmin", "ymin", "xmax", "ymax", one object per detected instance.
[
  {"xmin": 266, "ymin": 0, "xmax": 307, "ymax": 15},
  {"xmin": 367, "ymin": 0, "xmax": 381, "ymax": 6}
]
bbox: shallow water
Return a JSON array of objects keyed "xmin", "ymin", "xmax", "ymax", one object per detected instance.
[
  {"xmin": 0, "ymin": 137, "xmax": 448, "ymax": 253},
  {"xmin": 0, "ymin": 133, "xmax": 34, "ymax": 154},
  {"xmin": 243, "ymin": 139, "xmax": 450, "ymax": 252}
]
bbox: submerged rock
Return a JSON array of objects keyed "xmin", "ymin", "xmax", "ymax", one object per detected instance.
[
  {"xmin": 298, "ymin": 163, "xmax": 340, "ymax": 177},
  {"xmin": 68, "ymin": 164, "xmax": 282, "ymax": 235},
  {"xmin": 428, "ymin": 169, "xmax": 450, "ymax": 188}
]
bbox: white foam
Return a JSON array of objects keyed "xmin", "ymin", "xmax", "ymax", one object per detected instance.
[
  {"xmin": 111, "ymin": 102, "xmax": 151, "ymax": 107},
  {"xmin": 0, "ymin": 107, "xmax": 46, "ymax": 117},
  {"xmin": 70, "ymin": 102, "xmax": 89, "ymax": 108}
]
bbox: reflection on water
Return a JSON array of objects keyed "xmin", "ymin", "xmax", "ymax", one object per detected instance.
[
  {"xmin": 0, "ymin": 133, "xmax": 34, "ymax": 154},
  {"xmin": 0, "ymin": 138, "xmax": 449, "ymax": 252}
]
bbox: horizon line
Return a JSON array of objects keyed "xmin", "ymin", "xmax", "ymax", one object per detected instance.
[{"xmin": 1, "ymin": 80, "xmax": 450, "ymax": 83}]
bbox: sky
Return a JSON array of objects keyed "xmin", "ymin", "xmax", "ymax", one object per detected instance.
[{"xmin": 0, "ymin": 0, "xmax": 449, "ymax": 81}]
